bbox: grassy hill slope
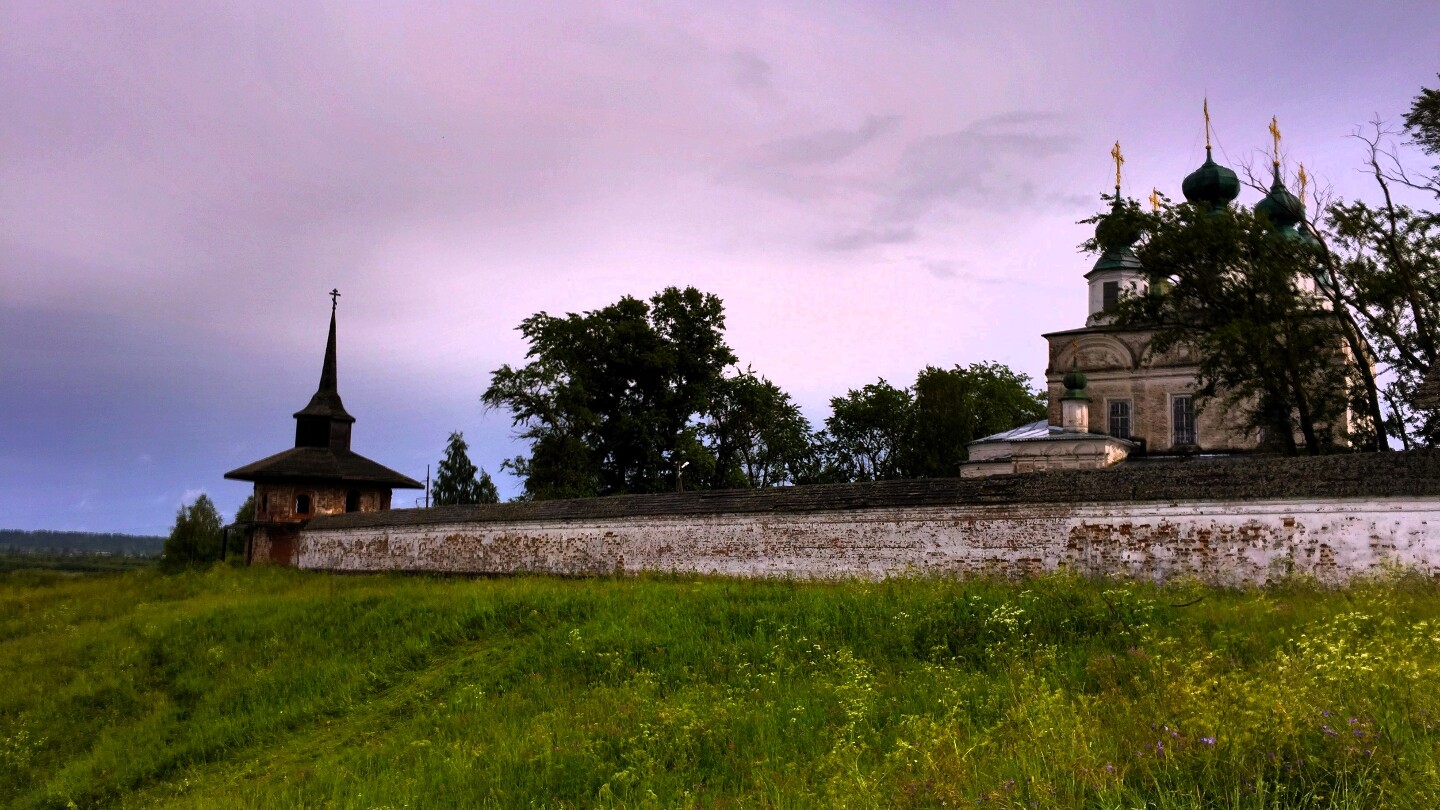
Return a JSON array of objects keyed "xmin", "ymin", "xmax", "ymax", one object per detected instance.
[{"xmin": 2, "ymin": 567, "xmax": 1438, "ymax": 808}]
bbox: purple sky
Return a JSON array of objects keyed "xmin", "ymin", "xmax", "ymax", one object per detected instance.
[{"xmin": 3, "ymin": 2, "xmax": 1438, "ymax": 534}]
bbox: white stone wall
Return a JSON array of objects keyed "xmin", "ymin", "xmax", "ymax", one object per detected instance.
[{"xmin": 297, "ymin": 497, "xmax": 1440, "ymax": 585}]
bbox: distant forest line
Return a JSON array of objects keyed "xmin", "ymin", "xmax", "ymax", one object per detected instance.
[{"xmin": 0, "ymin": 529, "xmax": 165, "ymax": 557}]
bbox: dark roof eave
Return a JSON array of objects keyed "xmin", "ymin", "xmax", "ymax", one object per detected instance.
[
  {"xmin": 225, "ymin": 447, "xmax": 423, "ymax": 489},
  {"xmin": 224, "ymin": 471, "xmax": 424, "ymax": 488}
]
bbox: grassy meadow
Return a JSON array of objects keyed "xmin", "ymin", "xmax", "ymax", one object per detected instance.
[{"xmin": 2, "ymin": 565, "xmax": 1438, "ymax": 808}]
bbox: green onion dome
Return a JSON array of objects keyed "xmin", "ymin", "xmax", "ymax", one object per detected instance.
[
  {"xmin": 1091, "ymin": 196, "xmax": 1144, "ymax": 272},
  {"xmin": 1255, "ymin": 171, "xmax": 1304, "ymax": 229},
  {"xmin": 1182, "ymin": 146, "xmax": 1241, "ymax": 210},
  {"xmin": 1061, "ymin": 363, "xmax": 1090, "ymax": 401}
]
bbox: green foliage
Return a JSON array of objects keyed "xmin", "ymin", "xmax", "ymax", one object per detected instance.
[
  {"xmin": 484, "ymin": 287, "xmax": 739, "ymax": 499},
  {"xmin": 0, "ymin": 552, "xmax": 157, "ymax": 574},
  {"xmin": 1311, "ymin": 80, "xmax": 1440, "ymax": 448},
  {"xmin": 823, "ymin": 365, "xmax": 1047, "ymax": 480},
  {"xmin": 823, "ymin": 379, "xmax": 915, "ymax": 481},
  {"xmin": 1093, "ymin": 198, "xmax": 1361, "ymax": 453},
  {"xmin": 0, "ymin": 530, "xmax": 163, "ymax": 557},
  {"xmin": 476, "ymin": 468, "xmax": 500, "ymax": 504},
  {"xmin": 431, "ymin": 432, "xmax": 498, "ymax": 505},
  {"xmin": 1322, "ymin": 196, "xmax": 1440, "ymax": 444},
  {"xmin": 2, "ymin": 569, "xmax": 1439, "ymax": 807},
  {"xmin": 706, "ymin": 369, "xmax": 817, "ymax": 488},
  {"xmin": 233, "ymin": 494, "xmax": 254, "ymax": 525},
  {"xmin": 160, "ymin": 495, "xmax": 223, "ymax": 571},
  {"xmin": 1405, "ymin": 74, "xmax": 1440, "ymax": 169},
  {"xmin": 909, "ymin": 363, "xmax": 1049, "ymax": 477},
  {"xmin": 486, "ymin": 286, "xmax": 1047, "ymax": 492}
]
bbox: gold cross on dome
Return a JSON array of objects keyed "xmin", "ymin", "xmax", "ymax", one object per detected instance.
[
  {"xmin": 1110, "ymin": 141, "xmax": 1124, "ymax": 190},
  {"xmin": 1269, "ymin": 116, "xmax": 1282, "ymax": 168},
  {"xmin": 1149, "ymin": 188, "xmax": 1162, "ymax": 212},
  {"xmin": 1298, "ymin": 163, "xmax": 1309, "ymax": 203},
  {"xmin": 1203, "ymin": 98, "xmax": 1212, "ymax": 149}
]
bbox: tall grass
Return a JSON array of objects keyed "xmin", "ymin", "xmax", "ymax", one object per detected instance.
[{"xmin": 2, "ymin": 566, "xmax": 1437, "ymax": 808}]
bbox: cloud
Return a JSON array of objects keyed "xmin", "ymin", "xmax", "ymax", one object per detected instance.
[
  {"xmin": 181, "ymin": 488, "xmax": 207, "ymax": 505},
  {"xmin": 878, "ymin": 112, "xmax": 1078, "ymax": 224},
  {"xmin": 730, "ymin": 50, "xmax": 772, "ymax": 90},
  {"xmin": 787, "ymin": 111, "xmax": 1081, "ymax": 254},
  {"xmin": 751, "ymin": 115, "xmax": 902, "ymax": 168},
  {"xmin": 719, "ymin": 115, "xmax": 902, "ymax": 201},
  {"xmin": 819, "ymin": 225, "xmax": 916, "ymax": 252},
  {"xmin": 915, "ymin": 258, "xmax": 1010, "ymax": 285},
  {"xmin": 925, "ymin": 260, "xmax": 960, "ymax": 279}
]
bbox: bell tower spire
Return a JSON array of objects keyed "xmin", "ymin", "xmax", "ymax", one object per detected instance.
[{"xmin": 293, "ymin": 290, "xmax": 355, "ymax": 450}]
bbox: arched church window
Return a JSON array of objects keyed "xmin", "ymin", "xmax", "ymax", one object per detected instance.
[
  {"xmin": 346, "ymin": 490, "xmax": 361, "ymax": 512},
  {"xmin": 295, "ymin": 493, "xmax": 312, "ymax": 515}
]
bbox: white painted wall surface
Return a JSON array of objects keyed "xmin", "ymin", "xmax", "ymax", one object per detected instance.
[{"xmin": 297, "ymin": 498, "xmax": 1440, "ymax": 585}]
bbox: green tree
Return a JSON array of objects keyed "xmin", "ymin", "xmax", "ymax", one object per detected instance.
[
  {"xmin": 432, "ymin": 432, "xmax": 498, "ymax": 505},
  {"xmin": 706, "ymin": 369, "xmax": 818, "ymax": 488},
  {"xmin": 233, "ymin": 494, "xmax": 255, "ymax": 524},
  {"xmin": 161, "ymin": 493, "xmax": 223, "ymax": 571},
  {"xmin": 1404, "ymin": 75, "xmax": 1440, "ymax": 171},
  {"xmin": 822, "ymin": 379, "xmax": 915, "ymax": 481},
  {"xmin": 476, "ymin": 469, "xmax": 500, "ymax": 504},
  {"xmin": 909, "ymin": 363, "xmax": 1048, "ymax": 477},
  {"xmin": 1313, "ymin": 80, "xmax": 1440, "ymax": 447},
  {"xmin": 821, "ymin": 364, "xmax": 1045, "ymax": 481},
  {"xmin": 1098, "ymin": 198, "xmax": 1360, "ymax": 454},
  {"xmin": 484, "ymin": 287, "xmax": 736, "ymax": 499},
  {"xmin": 226, "ymin": 494, "xmax": 256, "ymax": 558}
]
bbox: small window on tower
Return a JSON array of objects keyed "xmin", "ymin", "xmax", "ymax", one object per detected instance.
[
  {"xmin": 1108, "ymin": 400, "xmax": 1132, "ymax": 439},
  {"xmin": 1103, "ymin": 281, "xmax": 1120, "ymax": 312},
  {"xmin": 295, "ymin": 494, "xmax": 312, "ymax": 515},
  {"xmin": 346, "ymin": 490, "xmax": 361, "ymax": 513}
]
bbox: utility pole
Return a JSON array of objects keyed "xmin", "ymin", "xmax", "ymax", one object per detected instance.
[{"xmin": 425, "ymin": 463, "xmax": 431, "ymax": 508}]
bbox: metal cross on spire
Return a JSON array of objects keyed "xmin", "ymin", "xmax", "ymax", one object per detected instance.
[
  {"xmin": 1110, "ymin": 141, "xmax": 1124, "ymax": 192},
  {"xmin": 1268, "ymin": 116, "xmax": 1282, "ymax": 170},
  {"xmin": 1298, "ymin": 163, "xmax": 1309, "ymax": 204},
  {"xmin": 1149, "ymin": 188, "xmax": 1162, "ymax": 212},
  {"xmin": 330, "ymin": 288, "xmax": 341, "ymax": 312}
]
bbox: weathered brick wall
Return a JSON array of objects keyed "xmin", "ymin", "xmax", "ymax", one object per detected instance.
[
  {"xmin": 253, "ymin": 483, "xmax": 388, "ymax": 522},
  {"xmin": 296, "ymin": 451, "xmax": 1440, "ymax": 585}
]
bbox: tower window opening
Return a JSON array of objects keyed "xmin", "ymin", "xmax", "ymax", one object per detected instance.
[
  {"xmin": 1102, "ymin": 281, "xmax": 1120, "ymax": 312},
  {"xmin": 295, "ymin": 493, "xmax": 312, "ymax": 515},
  {"xmin": 1108, "ymin": 400, "xmax": 1132, "ymax": 439},
  {"xmin": 346, "ymin": 490, "xmax": 361, "ymax": 512}
]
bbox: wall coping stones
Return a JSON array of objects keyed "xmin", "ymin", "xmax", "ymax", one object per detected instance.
[{"xmin": 306, "ymin": 449, "xmax": 1440, "ymax": 531}]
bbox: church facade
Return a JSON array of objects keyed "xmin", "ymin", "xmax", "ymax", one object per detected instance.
[{"xmin": 962, "ymin": 138, "xmax": 1300, "ymax": 476}]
